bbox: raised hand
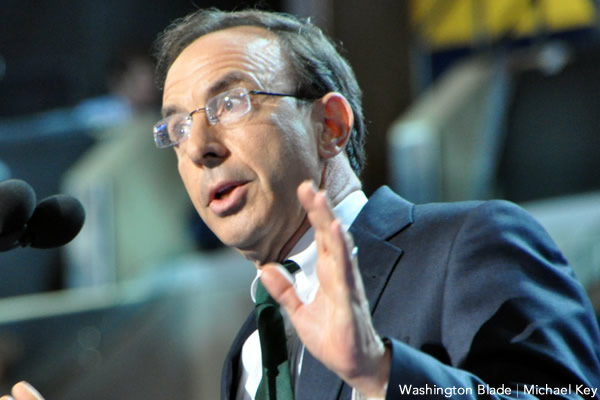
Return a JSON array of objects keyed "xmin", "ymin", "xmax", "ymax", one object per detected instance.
[{"xmin": 260, "ymin": 180, "xmax": 390, "ymax": 397}]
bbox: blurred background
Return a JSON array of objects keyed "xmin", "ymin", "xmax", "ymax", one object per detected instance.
[{"xmin": 0, "ymin": 0, "xmax": 599, "ymax": 398}]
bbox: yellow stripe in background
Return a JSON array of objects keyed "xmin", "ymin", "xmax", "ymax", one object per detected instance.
[{"xmin": 411, "ymin": 0, "xmax": 597, "ymax": 49}]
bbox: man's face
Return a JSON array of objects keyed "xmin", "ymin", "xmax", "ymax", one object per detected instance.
[{"xmin": 162, "ymin": 26, "xmax": 323, "ymax": 263}]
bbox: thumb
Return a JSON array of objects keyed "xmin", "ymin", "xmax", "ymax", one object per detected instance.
[
  {"xmin": 12, "ymin": 382, "xmax": 43, "ymax": 400},
  {"xmin": 260, "ymin": 263, "xmax": 303, "ymax": 314}
]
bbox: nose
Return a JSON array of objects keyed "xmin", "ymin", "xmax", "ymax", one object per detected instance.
[{"xmin": 184, "ymin": 116, "xmax": 229, "ymax": 168}]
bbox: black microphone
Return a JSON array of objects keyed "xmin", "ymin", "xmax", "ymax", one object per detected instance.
[
  {"xmin": 19, "ymin": 194, "xmax": 86, "ymax": 249},
  {"xmin": 0, "ymin": 179, "xmax": 37, "ymax": 251}
]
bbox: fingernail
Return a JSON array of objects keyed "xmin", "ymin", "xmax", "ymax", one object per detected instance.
[{"xmin": 19, "ymin": 381, "xmax": 42, "ymax": 398}]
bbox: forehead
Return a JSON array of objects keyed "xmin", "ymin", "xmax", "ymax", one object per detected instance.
[{"xmin": 163, "ymin": 26, "xmax": 289, "ymax": 106}]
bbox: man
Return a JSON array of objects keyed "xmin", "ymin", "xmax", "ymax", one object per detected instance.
[{"xmin": 3, "ymin": 8, "xmax": 600, "ymax": 400}]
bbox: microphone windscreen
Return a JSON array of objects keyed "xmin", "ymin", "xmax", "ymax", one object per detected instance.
[
  {"xmin": 0, "ymin": 179, "xmax": 36, "ymax": 235},
  {"xmin": 26, "ymin": 194, "xmax": 85, "ymax": 248}
]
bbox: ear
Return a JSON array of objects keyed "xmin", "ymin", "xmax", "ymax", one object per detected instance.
[{"xmin": 315, "ymin": 92, "xmax": 354, "ymax": 159}]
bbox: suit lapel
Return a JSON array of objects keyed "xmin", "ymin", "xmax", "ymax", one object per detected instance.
[
  {"xmin": 296, "ymin": 186, "xmax": 413, "ymax": 399},
  {"xmin": 351, "ymin": 186, "xmax": 413, "ymax": 312},
  {"xmin": 221, "ymin": 311, "xmax": 257, "ymax": 400},
  {"xmin": 354, "ymin": 229, "xmax": 404, "ymax": 313}
]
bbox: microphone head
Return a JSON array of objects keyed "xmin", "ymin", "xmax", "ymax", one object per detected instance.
[
  {"xmin": 0, "ymin": 179, "xmax": 36, "ymax": 235},
  {"xmin": 25, "ymin": 194, "xmax": 85, "ymax": 249}
]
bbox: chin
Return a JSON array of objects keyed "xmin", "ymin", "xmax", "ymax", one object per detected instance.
[
  {"xmin": 214, "ymin": 223, "xmax": 257, "ymax": 251},
  {"xmin": 219, "ymin": 227, "xmax": 279, "ymax": 264}
]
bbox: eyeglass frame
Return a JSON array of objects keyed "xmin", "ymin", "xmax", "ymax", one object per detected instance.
[{"xmin": 153, "ymin": 87, "xmax": 316, "ymax": 148}]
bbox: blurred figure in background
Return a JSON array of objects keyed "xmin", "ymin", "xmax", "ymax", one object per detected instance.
[
  {"xmin": 61, "ymin": 45, "xmax": 197, "ymax": 287},
  {"xmin": 74, "ymin": 46, "xmax": 161, "ymax": 136}
]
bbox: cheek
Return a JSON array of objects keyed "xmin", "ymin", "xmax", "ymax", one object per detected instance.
[
  {"xmin": 283, "ymin": 136, "xmax": 321, "ymax": 185},
  {"xmin": 270, "ymin": 112, "xmax": 321, "ymax": 173},
  {"xmin": 230, "ymin": 124, "xmax": 284, "ymax": 179},
  {"xmin": 176, "ymin": 155, "xmax": 201, "ymax": 207},
  {"xmin": 247, "ymin": 133, "xmax": 317, "ymax": 199},
  {"xmin": 175, "ymin": 151, "xmax": 188, "ymax": 186}
]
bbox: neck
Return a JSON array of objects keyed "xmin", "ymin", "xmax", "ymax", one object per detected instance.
[
  {"xmin": 254, "ymin": 155, "xmax": 361, "ymax": 268},
  {"xmin": 321, "ymin": 155, "xmax": 362, "ymax": 207},
  {"xmin": 275, "ymin": 214, "xmax": 312, "ymax": 263}
]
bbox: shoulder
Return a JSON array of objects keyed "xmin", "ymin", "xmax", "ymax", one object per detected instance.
[
  {"xmin": 364, "ymin": 188, "xmax": 546, "ymax": 244},
  {"xmin": 396, "ymin": 193, "xmax": 558, "ymax": 250},
  {"xmin": 364, "ymin": 185, "xmax": 537, "ymax": 228},
  {"xmin": 360, "ymin": 187, "xmax": 568, "ymax": 275}
]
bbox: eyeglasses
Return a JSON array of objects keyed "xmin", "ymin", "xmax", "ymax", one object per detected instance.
[{"xmin": 153, "ymin": 87, "xmax": 310, "ymax": 148}]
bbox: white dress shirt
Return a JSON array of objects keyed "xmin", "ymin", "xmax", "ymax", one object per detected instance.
[{"xmin": 235, "ymin": 190, "xmax": 383, "ymax": 400}]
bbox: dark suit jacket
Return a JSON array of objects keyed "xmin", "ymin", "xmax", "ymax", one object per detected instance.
[{"xmin": 221, "ymin": 186, "xmax": 600, "ymax": 399}]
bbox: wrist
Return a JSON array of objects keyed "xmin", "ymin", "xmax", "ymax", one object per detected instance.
[{"xmin": 351, "ymin": 337, "xmax": 391, "ymax": 398}]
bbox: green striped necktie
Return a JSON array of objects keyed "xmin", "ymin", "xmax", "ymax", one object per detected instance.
[{"xmin": 255, "ymin": 260, "xmax": 300, "ymax": 400}]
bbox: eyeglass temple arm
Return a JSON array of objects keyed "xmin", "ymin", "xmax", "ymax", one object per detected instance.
[{"xmin": 249, "ymin": 90, "xmax": 318, "ymax": 101}]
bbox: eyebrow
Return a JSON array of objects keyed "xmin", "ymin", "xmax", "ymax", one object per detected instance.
[
  {"xmin": 161, "ymin": 71, "xmax": 253, "ymax": 118},
  {"xmin": 161, "ymin": 105, "xmax": 182, "ymax": 118},
  {"xmin": 206, "ymin": 71, "xmax": 248, "ymax": 97}
]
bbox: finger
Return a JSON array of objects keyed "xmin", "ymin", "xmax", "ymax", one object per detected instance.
[
  {"xmin": 328, "ymin": 220, "xmax": 356, "ymax": 288},
  {"xmin": 0, "ymin": 395, "xmax": 14, "ymax": 400},
  {"xmin": 297, "ymin": 180, "xmax": 318, "ymax": 211},
  {"xmin": 11, "ymin": 382, "xmax": 43, "ymax": 400},
  {"xmin": 260, "ymin": 263, "xmax": 303, "ymax": 314},
  {"xmin": 298, "ymin": 181, "xmax": 353, "ymax": 278},
  {"xmin": 338, "ymin": 227, "xmax": 360, "ymax": 288},
  {"xmin": 297, "ymin": 181, "xmax": 338, "ymax": 260},
  {"xmin": 297, "ymin": 181, "xmax": 336, "ymax": 230}
]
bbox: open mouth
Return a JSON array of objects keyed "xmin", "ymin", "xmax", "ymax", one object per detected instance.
[
  {"xmin": 210, "ymin": 181, "xmax": 248, "ymax": 204},
  {"xmin": 208, "ymin": 182, "xmax": 249, "ymax": 216},
  {"xmin": 214, "ymin": 185, "xmax": 236, "ymax": 200}
]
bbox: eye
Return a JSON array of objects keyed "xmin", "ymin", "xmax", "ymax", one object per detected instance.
[
  {"xmin": 223, "ymin": 96, "xmax": 235, "ymax": 111},
  {"xmin": 220, "ymin": 95, "xmax": 243, "ymax": 114},
  {"xmin": 169, "ymin": 115, "xmax": 191, "ymax": 142},
  {"xmin": 207, "ymin": 88, "xmax": 251, "ymax": 124},
  {"xmin": 154, "ymin": 113, "xmax": 192, "ymax": 148}
]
